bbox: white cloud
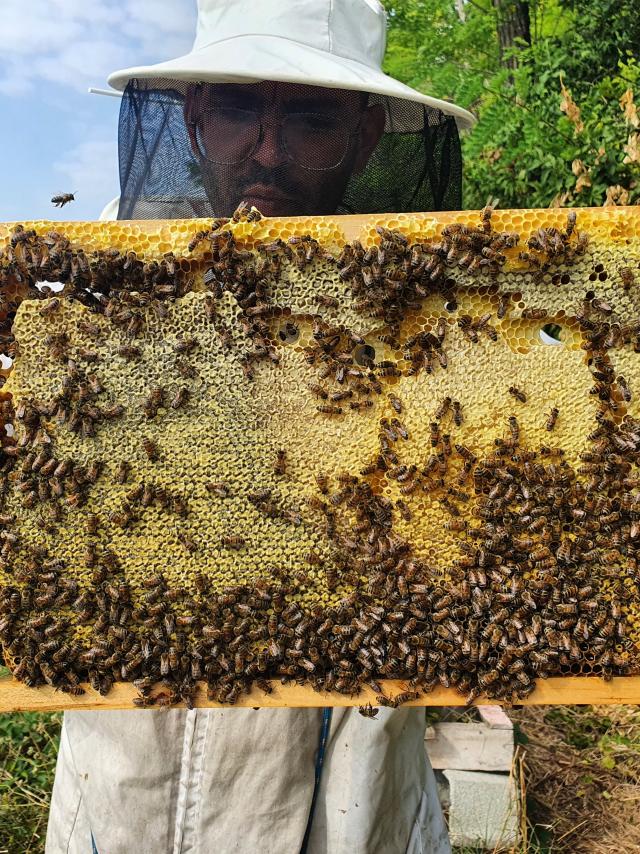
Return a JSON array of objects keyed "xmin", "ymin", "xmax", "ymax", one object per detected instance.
[
  {"xmin": 53, "ymin": 137, "xmax": 119, "ymax": 218},
  {"xmin": 0, "ymin": 0, "xmax": 196, "ymax": 94}
]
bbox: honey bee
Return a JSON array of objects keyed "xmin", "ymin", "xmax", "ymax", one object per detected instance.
[
  {"xmin": 591, "ymin": 298, "xmax": 612, "ymax": 315},
  {"xmin": 545, "ymin": 407, "xmax": 559, "ymax": 431},
  {"xmin": 508, "ymin": 386, "xmax": 527, "ymax": 403},
  {"xmin": 452, "ymin": 400, "xmax": 463, "ymax": 426},
  {"xmin": 617, "ymin": 375, "xmax": 631, "ymax": 402},
  {"xmin": 116, "ymin": 460, "xmax": 130, "ymax": 484},
  {"xmin": 51, "ymin": 192, "xmax": 75, "ymax": 207},
  {"xmin": 142, "ymin": 438, "xmax": 160, "ymax": 462},
  {"xmin": 273, "ymin": 449, "xmax": 287, "ymax": 476},
  {"xmin": 387, "ymin": 393, "xmax": 403, "ymax": 414},
  {"xmin": 232, "ymin": 201, "xmax": 250, "ymax": 222},
  {"xmin": 143, "ymin": 386, "xmax": 165, "ymax": 418},
  {"xmin": 118, "ymin": 345, "xmax": 142, "ymax": 361},
  {"xmin": 396, "ymin": 500, "xmax": 412, "ymax": 522},
  {"xmin": 174, "ymin": 337, "xmax": 199, "ymax": 355},
  {"xmin": 358, "ymin": 703, "xmax": 379, "ymax": 718},
  {"xmin": 316, "ymin": 294, "xmax": 339, "ymax": 308},
  {"xmin": 170, "ymin": 387, "xmax": 190, "ymax": 410},
  {"xmin": 85, "ymin": 513, "xmax": 99, "ymax": 535},
  {"xmin": 307, "ymin": 383, "xmax": 328, "ymax": 399},
  {"xmin": 206, "ymin": 481, "xmax": 230, "ymax": 498},
  {"xmin": 620, "ymin": 267, "xmax": 635, "ymax": 290},
  {"xmin": 222, "ymin": 535, "xmax": 246, "ymax": 549},
  {"xmin": 102, "ymin": 404, "xmax": 125, "ymax": 420},
  {"xmin": 39, "ymin": 298, "xmax": 61, "ymax": 316},
  {"xmin": 521, "ymin": 308, "xmax": 548, "ymax": 320},
  {"xmin": 187, "ymin": 229, "xmax": 209, "ymax": 252},
  {"xmin": 177, "ymin": 530, "xmax": 197, "ymax": 553},
  {"xmin": 317, "ymin": 405, "xmax": 342, "ymax": 415},
  {"xmin": 390, "ymin": 418, "xmax": 408, "ymax": 440}
]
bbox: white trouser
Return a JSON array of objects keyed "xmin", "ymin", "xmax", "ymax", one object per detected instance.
[{"xmin": 46, "ymin": 707, "xmax": 451, "ymax": 854}]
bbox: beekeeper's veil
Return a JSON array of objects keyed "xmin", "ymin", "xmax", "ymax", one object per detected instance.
[{"xmin": 104, "ymin": 0, "xmax": 475, "ymax": 220}]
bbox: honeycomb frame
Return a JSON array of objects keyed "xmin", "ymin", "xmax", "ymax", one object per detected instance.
[{"xmin": 0, "ymin": 207, "xmax": 638, "ymax": 710}]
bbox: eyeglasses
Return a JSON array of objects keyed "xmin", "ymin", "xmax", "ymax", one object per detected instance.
[{"xmin": 191, "ymin": 107, "xmax": 361, "ymax": 171}]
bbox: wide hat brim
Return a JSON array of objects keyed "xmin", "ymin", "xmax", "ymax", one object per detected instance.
[{"xmin": 107, "ymin": 34, "xmax": 476, "ymax": 130}]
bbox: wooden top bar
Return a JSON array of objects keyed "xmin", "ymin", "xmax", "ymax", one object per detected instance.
[{"xmin": 0, "ymin": 675, "xmax": 638, "ymax": 712}]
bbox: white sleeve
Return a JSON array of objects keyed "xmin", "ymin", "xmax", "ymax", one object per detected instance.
[{"xmin": 98, "ymin": 197, "xmax": 120, "ymax": 221}]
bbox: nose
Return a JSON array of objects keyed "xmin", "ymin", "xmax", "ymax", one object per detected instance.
[{"xmin": 252, "ymin": 117, "xmax": 288, "ymax": 169}]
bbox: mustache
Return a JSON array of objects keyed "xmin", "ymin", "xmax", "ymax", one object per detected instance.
[{"xmin": 235, "ymin": 164, "xmax": 304, "ymax": 198}]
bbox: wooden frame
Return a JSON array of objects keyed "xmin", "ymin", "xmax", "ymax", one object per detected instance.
[
  {"xmin": 2, "ymin": 209, "xmax": 640, "ymax": 712},
  {"xmin": 0, "ymin": 675, "xmax": 639, "ymax": 711}
]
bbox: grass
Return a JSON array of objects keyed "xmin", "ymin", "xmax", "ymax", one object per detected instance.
[
  {"xmin": 511, "ymin": 705, "xmax": 640, "ymax": 854},
  {"xmin": 0, "ymin": 703, "xmax": 639, "ymax": 852},
  {"xmin": 0, "ymin": 711, "xmax": 61, "ymax": 854}
]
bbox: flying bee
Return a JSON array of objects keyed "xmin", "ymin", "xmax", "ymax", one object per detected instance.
[
  {"xmin": 51, "ymin": 192, "xmax": 75, "ymax": 207},
  {"xmin": 545, "ymin": 407, "xmax": 559, "ymax": 431},
  {"xmin": 142, "ymin": 438, "xmax": 160, "ymax": 461}
]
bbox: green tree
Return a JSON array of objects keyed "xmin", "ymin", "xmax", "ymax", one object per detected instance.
[{"xmin": 383, "ymin": 0, "xmax": 640, "ymax": 208}]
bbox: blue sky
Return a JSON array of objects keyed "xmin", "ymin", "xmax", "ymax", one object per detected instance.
[{"xmin": 0, "ymin": 0, "xmax": 197, "ymax": 222}]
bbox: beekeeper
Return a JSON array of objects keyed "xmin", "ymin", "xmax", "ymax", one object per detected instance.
[{"xmin": 45, "ymin": 1, "xmax": 475, "ymax": 852}]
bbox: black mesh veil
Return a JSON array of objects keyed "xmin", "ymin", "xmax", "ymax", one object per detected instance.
[{"xmin": 117, "ymin": 79, "xmax": 462, "ymax": 220}]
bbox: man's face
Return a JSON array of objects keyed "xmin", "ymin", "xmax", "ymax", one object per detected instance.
[{"xmin": 185, "ymin": 81, "xmax": 384, "ymax": 217}]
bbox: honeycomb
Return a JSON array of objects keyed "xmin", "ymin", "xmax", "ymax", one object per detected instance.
[{"xmin": 0, "ymin": 206, "xmax": 638, "ymax": 709}]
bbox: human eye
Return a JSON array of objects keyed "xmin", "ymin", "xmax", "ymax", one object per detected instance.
[
  {"xmin": 289, "ymin": 113, "xmax": 336, "ymax": 134},
  {"xmin": 211, "ymin": 107, "xmax": 255, "ymax": 127}
]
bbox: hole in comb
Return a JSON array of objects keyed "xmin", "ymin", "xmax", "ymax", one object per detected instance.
[
  {"xmin": 353, "ymin": 344, "xmax": 376, "ymax": 366},
  {"xmin": 278, "ymin": 323, "xmax": 299, "ymax": 344},
  {"xmin": 540, "ymin": 324, "xmax": 563, "ymax": 345}
]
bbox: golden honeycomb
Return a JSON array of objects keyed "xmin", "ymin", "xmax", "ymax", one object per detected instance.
[{"xmin": 0, "ymin": 206, "xmax": 638, "ymax": 708}]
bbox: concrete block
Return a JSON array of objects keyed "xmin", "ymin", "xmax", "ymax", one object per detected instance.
[
  {"xmin": 477, "ymin": 705, "xmax": 513, "ymax": 729},
  {"xmin": 443, "ymin": 769, "xmax": 519, "ymax": 849},
  {"xmin": 425, "ymin": 721, "xmax": 514, "ymax": 771}
]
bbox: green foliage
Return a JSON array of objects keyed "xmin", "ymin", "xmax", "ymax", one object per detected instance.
[
  {"xmin": 383, "ymin": 0, "xmax": 640, "ymax": 208},
  {"xmin": 0, "ymin": 712, "xmax": 61, "ymax": 853}
]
